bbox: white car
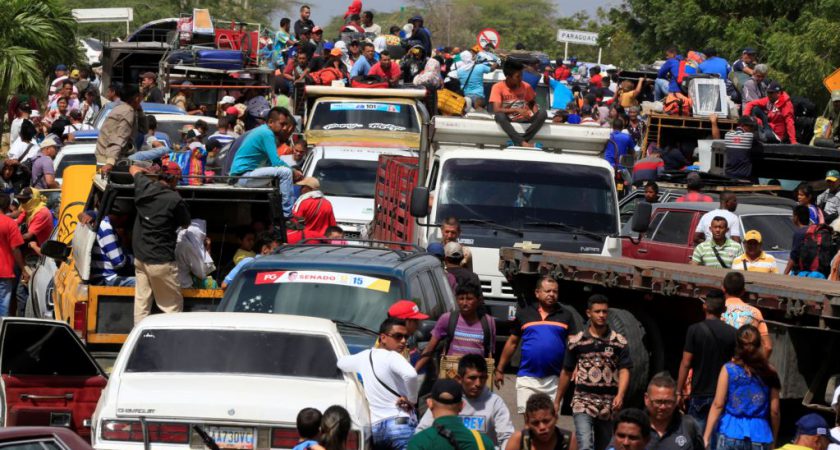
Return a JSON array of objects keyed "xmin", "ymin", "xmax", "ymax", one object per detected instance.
[
  {"xmin": 92, "ymin": 312, "xmax": 371, "ymax": 450},
  {"xmin": 55, "ymin": 142, "xmax": 96, "ymax": 186},
  {"xmin": 301, "ymin": 146, "xmax": 415, "ymax": 238}
]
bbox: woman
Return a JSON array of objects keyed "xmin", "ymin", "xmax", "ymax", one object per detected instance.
[
  {"xmin": 80, "ymin": 89, "xmax": 100, "ymax": 126},
  {"xmin": 625, "ymin": 106, "xmax": 646, "ymax": 146},
  {"xmin": 310, "ymin": 406, "xmax": 351, "ymax": 450},
  {"xmin": 45, "ymin": 97, "xmax": 69, "ymax": 126},
  {"xmin": 796, "ymin": 184, "xmax": 824, "ymax": 224},
  {"xmin": 413, "ymin": 57, "xmax": 443, "ymax": 116},
  {"xmin": 703, "ymin": 325, "xmax": 780, "ymax": 450}
]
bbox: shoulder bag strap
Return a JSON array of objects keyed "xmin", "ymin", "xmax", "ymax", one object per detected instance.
[
  {"xmin": 445, "ymin": 311, "xmax": 460, "ymax": 355},
  {"xmin": 368, "ymin": 351, "xmax": 402, "ymax": 398},
  {"xmin": 470, "ymin": 429, "xmax": 486, "ymax": 450},
  {"xmin": 20, "ymin": 143, "xmax": 35, "ymax": 161},
  {"xmin": 479, "ymin": 313, "xmax": 492, "ymax": 358},
  {"xmin": 434, "ymin": 424, "xmax": 461, "ymax": 449},
  {"xmin": 711, "ymin": 245, "xmax": 729, "ymax": 269}
]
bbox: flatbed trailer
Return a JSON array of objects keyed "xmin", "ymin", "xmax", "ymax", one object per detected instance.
[{"xmin": 499, "ymin": 247, "xmax": 840, "ymax": 412}]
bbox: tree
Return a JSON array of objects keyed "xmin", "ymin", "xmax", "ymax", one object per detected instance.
[{"xmin": 0, "ymin": 0, "xmax": 78, "ymax": 127}]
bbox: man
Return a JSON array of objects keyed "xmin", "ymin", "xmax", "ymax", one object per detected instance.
[
  {"xmin": 644, "ymin": 373, "xmax": 704, "ymax": 450},
  {"xmin": 675, "ymin": 172, "xmax": 713, "ymax": 203},
  {"xmin": 711, "ymin": 113, "xmax": 757, "ymax": 180},
  {"xmin": 130, "ymin": 162, "xmax": 191, "ymax": 325},
  {"xmin": 0, "ymin": 193, "xmax": 25, "ymax": 317},
  {"xmin": 604, "ymin": 118, "xmax": 635, "ymax": 169},
  {"xmin": 441, "ymin": 217, "xmax": 473, "ymax": 270},
  {"xmin": 417, "ymin": 355, "xmax": 514, "ymax": 449},
  {"xmin": 490, "ymin": 59, "xmax": 548, "ymax": 148},
  {"xmin": 787, "ymin": 205, "xmax": 813, "ymax": 275},
  {"xmin": 375, "ymin": 300, "xmax": 429, "ymax": 361},
  {"xmin": 694, "ymin": 193, "xmax": 742, "ymax": 243},
  {"xmin": 350, "ymin": 42, "xmax": 377, "ymax": 78},
  {"xmin": 9, "ymin": 103, "xmax": 32, "ymax": 144},
  {"xmin": 580, "ymin": 105, "xmax": 600, "ymax": 126},
  {"xmin": 495, "ymin": 277, "xmax": 576, "ymax": 414},
  {"xmin": 610, "ymin": 409, "xmax": 652, "ymax": 450},
  {"xmin": 341, "ymin": 14, "xmax": 366, "ymax": 34},
  {"xmin": 409, "ymin": 379, "xmax": 494, "ymax": 450},
  {"xmin": 732, "ymin": 230, "xmax": 779, "ymax": 273},
  {"xmin": 96, "ymin": 85, "xmax": 152, "ymax": 175},
  {"xmin": 293, "ymin": 5, "xmax": 314, "ymax": 40},
  {"xmin": 632, "ymin": 147, "xmax": 665, "ymax": 185},
  {"xmin": 655, "ymin": 46, "xmax": 683, "ymax": 101},
  {"xmin": 287, "ymin": 177, "xmax": 336, "ymax": 244},
  {"xmin": 30, "ymin": 137, "xmax": 60, "ymax": 189},
  {"xmin": 48, "ymin": 64, "xmax": 69, "ymax": 96},
  {"xmin": 222, "ymin": 232, "xmax": 281, "ymax": 289},
  {"xmin": 691, "ymin": 217, "xmax": 743, "ymax": 268},
  {"xmin": 230, "ymin": 107, "xmax": 301, "ymax": 219},
  {"xmin": 206, "ymin": 116, "xmax": 239, "ymax": 154},
  {"xmin": 310, "ymin": 26, "xmax": 325, "ymax": 57},
  {"xmin": 644, "ymin": 181, "xmax": 660, "ymax": 203},
  {"xmin": 337, "ymin": 318, "xmax": 419, "ymax": 450},
  {"xmin": 85, "ymin": 202, "xmax": 135, "ymax": 287},
  {"xmin": 556, "ymin": 295, "xmax": 632, "ymax": 450},
  {"xmin": 443, "ymin": 242, "xmax": 479, "ymax": 289},
  {"xmin": 732, "ymin": 48, "xmax": 757, "ymax": 79},
  {"xmin": 175, "ymin": 219, "xmax": 216, "ymax": 289},
  {"xmin": 830, "ymin": 90, "xmax": 840, "ymax": 143},
  {"xmin": 369, "ymin": 51, "xmax": 402, "ymax": 87},
  {"xmin": 506, "ymin": 394, "xmax": 567, "ymax": 450},
  {"xmin": 778, "ymin": 413, "xmax": 831, "ymax": 450},
  {"xmin": 283, "ymin": 51, "xmax": 311, "ymax": 86},
  {"xmin": 817, "ymin": 170, "xmax": 840, "ymax": 224},
  {"xmin": 722, "ymin": 271, "xmax": 773, "ymax": 356},
  {"xmin": 698, "ymin": 48, "xmax": 731, "ymax": 80},
  {"xmin": 362, "ymin": 10, "xmax": 381, "ymax": 36},
  {"xmin": 408, "ymin": 16, "xmax": 432, "ymax": 56},
  {"xmin": 741, "ymin": 64, "xmax": 768, "ymax": 107},
  {"xmin": 744, "ymin": 81, "xmax": 797, "ymax": 144},
  {"xmin": 676, "ymin": 290, "xmax": 736, "ymax": 432},
  {"xmin": 139, "ymin": 72, "xmax": 164, "ymax": 103}
]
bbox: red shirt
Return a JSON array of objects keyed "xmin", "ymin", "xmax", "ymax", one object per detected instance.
[
  {"xmin": 554, "ymin": 66, "xmax": 570, "ymax": 80},
  {"xmin": 286, "ymin": 196, "xmax": 337, "ymax": 244},
  {"xmin": 0, "ymin": 215, "xmax": 23, "ymax": 278},
  {"xmin": 590, "ymin": 74, "xmax": 603, "ymax": 87},
  {"xmin": 675, "ymin": 191, "xmax": 714, "ymax": 203},
  {"xmin": 369, "ymin": 62, "xmax": 402, "ymax": 81},
  {"xmin": 17, "ymin": 208, "xmax": 54, "ymax": 245}
]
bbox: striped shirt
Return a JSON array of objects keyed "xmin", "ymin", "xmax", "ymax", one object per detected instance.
[
  {"xmin": 732, "ymin": 252, "xmax": 778, "ymax": 273},
  {"xmin": 207, "ymin": 131, "xmax": 238, "ymax": 149},
  {"xmin": 725, "ymin": 129, "xmax": 754, "ymax": 149},
  {"xmin": 90, "ymin": 216, "xmax": 128, "ymax": 284},
  {"xmin": 691, "ymin": 239, "xmax": 743, "ymax": 268}
]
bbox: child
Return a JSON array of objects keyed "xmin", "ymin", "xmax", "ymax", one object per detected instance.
[
  {"xmin": 292, "ymin": 407, "xmax": 322, "ymax": 450},
  {"xmin": 506, "ymin": 393, "xmax": 568, "ymax": 450},
  {"xmin": 233, "ymin": 227, "xmax": 256, "ymax": 264}
]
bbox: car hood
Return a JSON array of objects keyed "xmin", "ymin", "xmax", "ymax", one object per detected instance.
[
  {"xmin": 327, "ymin": 195, "xmax": 374, "ymax": 224},
  {"xmin": 115, "ymin": 374, "xmax": 354, "ymax": 422}
]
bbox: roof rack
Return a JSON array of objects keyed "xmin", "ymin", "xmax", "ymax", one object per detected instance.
[
  {"xmin": 283, "ymin": 239, "xmax": 426, "ymax": 261},
  {"xmin": 304, "ymin": 86, "xmax": 427, "ymax": 100}
]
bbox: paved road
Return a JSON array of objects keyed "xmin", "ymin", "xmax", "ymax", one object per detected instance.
[{"xmin": 496, "ymin": 373, "xmax": 574, "ymax": 432}]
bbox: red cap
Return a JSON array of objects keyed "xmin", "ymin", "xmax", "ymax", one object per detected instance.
[
  {"xmin": 162, "ymin": 161, "xmax": 182, "ymax": 177},
  {"xmin": 312, "ymin": 26, "xmax": 323, "ymax": 33},
  {"xmin": 388, "ymin": 300, "xmax": 429, "ymax": 320},
  {"xmin": 225, "ymin": 105, "xmax": 239, "ymax": 115}
]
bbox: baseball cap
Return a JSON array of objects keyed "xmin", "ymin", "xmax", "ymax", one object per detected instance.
[
  {"xmin": 139, "ymin": 71, "xmax": 157, "ymax": 79},
  {"xmin": 17, "ymin": 187, "xmax": 34, "ymax": 200},
  {"xmin": 430, "ymin": 379, "xmax": 462, "ymax": 405},
  {"xmin": 219, "ymin": 95, "xmax": 236, "ymax": 105},
  {"xmin": 70, "ymin": 69, "xmax": 80, "ymax": 78},
  {"xmin": 55, "ymin": 64, "xmax": 68, "ymax": 71},
  {"xmin": 742, "ymin": 47, "xmax": 756, "ymax": 55},
  {"xmin": 444, "ymin": 241, "xmax": 464, "ymax": 259},
  {"xmin": 388, "ymin": 300, "xmax": 429, "ymax": 320},
  {"xmin": 794, "ymin": 413, "xmax": 829, "ymax": 437},
  {"xmin": 766, "ymin": 81, "xmax": 782, "ymax": 93},
  {"xmin": 323, "ymin": 41, "xmax": 334, "ymax": 50},
  {"xmin": 833, "ymin": 90, "xmax": 840, "ymax": 102},
  {"xmin": 296, "ymin": 177, "xmax": 320, "ymax": 190},
  {"xmin": 312, "ymin": 26, "xmax": 323, "ymax": 33},
  {"xmin": 426, "ymin": 242, "xmax": 445, "ymax": 258},
  {"xmin": 744, "ymin": 230, "xmax": 762, "ymax": 243},
  {"xmin": 826, "ymin": 170, "xmax": 840, "ymax": 182},
  {"xmin": 225, "ymin": 105, "xmax": 240, "ymax": 116},
  {"xmin": 40, "ymin": 136, "xmax": 61, "ymax": 149},
  {"xmin": 330, "ymin": 48, "xmax": 343, "ymax": 57},
  {"xmin": 162, "ymin": 161, "xmax": 182, "ymax": 177}
]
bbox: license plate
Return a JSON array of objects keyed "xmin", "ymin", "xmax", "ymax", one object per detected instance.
[{"xmin": 203, "ymin": 426, "xmax": 255, "ymax": 450}]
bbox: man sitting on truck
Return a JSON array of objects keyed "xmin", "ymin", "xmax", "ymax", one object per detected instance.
[
  {"xmin": 81, "ymin": 201, "xmax": 136, "ymax": 287},
  {"xmin": 230, "ymin": 107, "xmax": 302, "ymax": 219},
  {"xmin": 490, "ymin": 59, "xmax": 548, "ymax": 148}
]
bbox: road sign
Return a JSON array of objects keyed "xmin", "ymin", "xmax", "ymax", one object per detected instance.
[
  {"xmin": 824, "ymin": 67, "xmax": 840, "ymax": 93},
  {"xmin": 477, "ymin": 28, "xmax": 501, "ymax": 49},
  {"xmin": 556, "ymin": 29, "xmax": 599, "ymax": 46}
]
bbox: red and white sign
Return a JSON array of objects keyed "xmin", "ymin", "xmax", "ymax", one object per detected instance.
[
  {"xmin": 477, "ymin": 28, "xmax": 501, "ymax": 49},
  {"xmin": 254, "ymin": 270, "xmax": 391, "ymax": 292}
]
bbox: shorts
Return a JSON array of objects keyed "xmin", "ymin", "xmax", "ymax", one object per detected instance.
[{"xmin": 516, "ymin": 375, "xmax": 558, "ymax": 414}]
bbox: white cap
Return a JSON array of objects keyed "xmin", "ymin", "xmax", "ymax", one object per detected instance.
[
  {"xmin": 31, "ymin": 110, "xmax": 41, "ymax": 118},
  {"xmin": 219, "ymin": 95, "xmax": 236, "ymax": 105}
]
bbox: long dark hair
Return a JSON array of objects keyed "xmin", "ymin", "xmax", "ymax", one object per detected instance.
[
  {"xmin": 733, "ymin": 325, "xmax": 780, "ymax": 389},
  {"xmin": 319, "ymin": 405, "xmax": 351, "ymax": 450}
]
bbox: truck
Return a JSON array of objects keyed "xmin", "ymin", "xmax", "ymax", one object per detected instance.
[
  {"xmin": 498, "ymin": 243, "xmax": 840, "ymax": 415},
  {"xmin": 370, "ymin": 115, "xmax": 619, "ymax": 337}
]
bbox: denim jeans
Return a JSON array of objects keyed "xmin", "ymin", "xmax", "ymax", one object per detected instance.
[
  {"xmin": 493, "ymin": 109, "xmax": 548, "ymax": 146},
  {"xmin": 0, "ymin": 279, "xmax": 14, "ymax": 317},
  {"xmin": 103, "ymin": 275, "xmax": 136, "ymax": 287},
  {"xmin": 687, "ymin": 395, "xmax": 714, "ymax": 434},
  {"xmin": 717, "ymin": 435, "xmax": 772, "ymax": 450},
  {"xmin": 371, "ymin": 416, "xmax": 417, "ymax": 450},
  {"xmin": 129, "ymin": 147, "xmax": 170, "ymax": 162},
  {"xmin": 236, "ymin": 166, "xmax": 294, "ymax": 217},
  {"xmin": 654, "ymin": 78, "xmax": 671, "ymax": 101},
  {"xmin": 573, "ymin": 413, "xmax": 613, "ymax": 450},
  {"xmin": 15, "ymin": 279, "xmax": 28, "ymax": 317}
]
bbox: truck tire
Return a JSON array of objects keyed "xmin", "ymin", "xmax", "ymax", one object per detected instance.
[
  {"xmin": 562, "ymin": 303, "xmax": 585, "ymax": 333},
  {"xmin": 607, "ymin": 308, "xmax": 650, "ymax": 402}
]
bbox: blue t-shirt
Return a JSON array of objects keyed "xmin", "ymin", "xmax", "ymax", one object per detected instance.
[
  {"xmin": 512, "ymin": 305, "xmax": 575, "ymax": 378},
  {"xmin": 458, "ymin": 63, "xmax": 491, "ymax": 98},
  {"xmin": 699, "ymin": 56, "xmax": 731, "ymax": 80},
  {"xmin": 657, "ymin": 56, "xmax": 684, "ymax": 93},
  {"xmin": 567, "ymin": 114, "xmax": 581, "ymax": 124},
  {"xmin": 604, "ymin": 131, "xmax": 635, "ymax": 168},
  {"xmin": 350, "ymin": 57, "xmax": 374, "ymax": 77},
  {"xmin": 548, "ymin": 78, "xmax": 573, "ymax": 110},
  {"xmin": 719, "ymin": 362, "xmax": 775, "ymax": 443},
  {"xmin": 229, "ymin": 124, "xmax": 288, "ymax": 176}
]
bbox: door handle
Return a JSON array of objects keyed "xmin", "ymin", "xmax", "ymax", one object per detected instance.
[
  {"xmin": 637, "ymin": 249, "xmax": 648, "ymax": 254},
  {"xmin": 20, "ymin": 393, "xmax": 73, "ymax": 401}
]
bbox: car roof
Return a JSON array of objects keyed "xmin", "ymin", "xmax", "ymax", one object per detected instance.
[
  {"xmin": 141, "ymin": 102, "xmax": 186, "ymax": 115},
  {"xmin": 135, "ymin": 312, "xmax": 340, "ymax": 334},
  {"xmin": 154, "ymin": 114, "xmax": 218, "ymax": 123},
  {"xmin": 653, "ymin": 202, "xmax": 792, "ymax": 215},
  {"xmin": 254, "ymin": 244, "xmax": 434, "ymax": 272},
  {"xmin": 58, "ymin": 143, "xmax": 96, "ymax": 155}
]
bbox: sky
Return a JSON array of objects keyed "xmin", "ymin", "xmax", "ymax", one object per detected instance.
[{"xmin": 300, "ymin": 0, "xmax": 619, "ymax": 24}]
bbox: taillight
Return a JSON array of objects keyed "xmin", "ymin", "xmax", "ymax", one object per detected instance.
[
  {"xmin": 73, "ymin": 302, "xmax": 88, "ymax": 340},
  {"xmin": 271, "ymin": 427, "xmax": 299, "ymax": 448},
  {"xmin": 100, "ymin": 420, "xmax": 189, "ymax": 444},
  {"xmin": 346, "ymin": 430, "xmax": 361, "ymax": 450}
]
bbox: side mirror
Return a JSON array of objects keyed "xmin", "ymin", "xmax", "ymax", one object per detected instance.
[
  {"xmin": 630, "ymin": 202, "xmax": 652, "ymax": 234},
  {"xmin": 40, "ymin": 240, "xmax": 70, "ymax": 262},
  {"xmin": 410, "ymin": 186, "xmax": 430, "ymax": 218}
]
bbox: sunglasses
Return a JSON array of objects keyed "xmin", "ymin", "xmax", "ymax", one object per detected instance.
[{"xmin": 386, "ymin": 333, "xmax": 408, "ymax": 341}]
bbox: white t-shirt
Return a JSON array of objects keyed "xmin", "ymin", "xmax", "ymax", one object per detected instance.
[
  {"xmin": 830, "ymin": 427, "xmax": 840, "ymax": 450},
  {"xmin": 364, "ymin": 23, "xmax": 382, "ymax": 36},
  {"xmin": 695, "ymin": 209, "xmax": 742, "ymax": 240},
  {"xmin": 336, "ymin": 348, "xmax": 418, "ymax": 424},
  {"xmin": 9, "ymin": 118, "xmax": 24, "ymax": 143},
  {"xmin": 7, "ymin": 138, "xmax": 40, "ymax": 162}
]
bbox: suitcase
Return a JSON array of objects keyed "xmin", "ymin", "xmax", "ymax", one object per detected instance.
[{"xmin": 167, "ymin": 49, "xmax": 244, "ymax": 70}]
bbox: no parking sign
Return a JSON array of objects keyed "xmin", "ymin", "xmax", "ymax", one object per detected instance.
[{"xmin": 477, "ymin": 28, "xmax": 501, "ymax": 49}]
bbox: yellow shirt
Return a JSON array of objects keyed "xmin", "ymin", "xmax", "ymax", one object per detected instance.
[
  {"xmin": 233, "ymin": 249, "xmax": 256, "ymax": 265},
  {"xmin": 732, "ymin": 252, "xmax": 778, "ymax": 273}
]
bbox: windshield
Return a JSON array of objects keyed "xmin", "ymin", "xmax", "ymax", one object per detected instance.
[
  {"xmin": 56, "ymin": 153, "xmax": 96, "ymax": 178},
  {"xmin": 741, "ymin": 214, "xmax": 796, "ymax": 252},
  {"xmin": 223, "ymin": 269, "xmax": 401, "ymax": 332},
  {"xmin": 309, "ymin": 101, "xmax": 419, "ymax": 133},
  {"xmin": 436, "ymin": 159, "xmax": 618, "ymax": 234},
  {"xmin": 313, "ymin": 159, "xmax": 380, "ymax": 198},
  {"xmin": 125, "ymin": 329, "xmax": 341, "ymax": 379}
]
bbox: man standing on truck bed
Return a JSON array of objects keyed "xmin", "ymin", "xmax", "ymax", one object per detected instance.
[
  {"xmin": 130, "ymin": 162, "xmax": 191, "ymax": 325},
  {"xmin": 495, "ymin": 277, "xmax": 576, "ymax": 415},
  {"xmin": 490, "ymin": 59, "xmax": 548, "ymax": 148}
]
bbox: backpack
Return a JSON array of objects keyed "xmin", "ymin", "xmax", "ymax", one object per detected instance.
[
  {"xmin": 664, "ymin": 92, "xmax": 692, "ymax": 116},
  {"xmin": 446, "ymin": 311, "xmax": 492, "ymax": 358},
  {"xmin": 309, "ymin": 67, "xmax": 344, "ymax": 86},
  {"xmin": 798, "ymin": 224, "xmax": 835, "ymax": 276},
  {"xmin": 17, "ymin": 143, "xmax": 38, "ymax": 181}
]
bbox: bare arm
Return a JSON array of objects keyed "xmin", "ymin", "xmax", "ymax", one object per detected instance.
[
  {"xmin": 710, "ymin": 113, "xmax": 721, "ymax": 139},
  {"xmin": 494, "ymin": 334, "xmax": 521, "ymax": 389},
  {"xmin": 703, "ymin": 366, "xmax": 729, "ymax": 446},
  {"xmin": 770, "ymin": 387, "xmax": 780, "ymax": 445},
  {"xmin": 761, "ymin": 335, "xmax": 773, "ymax": 359},
  {"xmin": 613, "ymin": 367, "xmax": 630, "ymax": 411},
  {"xmin": 677, "ymin": 351, "xmax": 694, "ymax": 405},
  {"xmin": 555, "ymin": 369, "xmax": 573, "ymax": 412},
  {"xmin": 784, "ymin": 258, "xmax": 794, "ymax": 275},
  {"xmin": 505, "ymin": 431, "xmax": 523, "ymax": 450},
  {"xmin": 632, "ymin": 77, "xmax": 645, "ymax": 98},
  {"xmin": 413, "ymin": 334, "xmax": 441, "ymax": 372},
  {"xmin": 43, "ymin": 173, "xmax": 59, "ymax": 189},
  {"xmin": 13, "ymin": 248, "xmax": 25, "ymax": 272}
]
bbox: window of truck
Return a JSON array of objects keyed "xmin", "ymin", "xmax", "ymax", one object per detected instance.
[
  {"xmin": 308, "ymin": 101, "xmax": 419, "ymax": 133},
  {"xmin": 740, "ymin": 214, "xmax": 796, "ymax": 252},
  {"xmin": 313, "ymin": 159, "xmax": 380, "ymax": 198},
  {"xmin": 436, "ymin": 159, "xmax": 618, "ymax": 235}
]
